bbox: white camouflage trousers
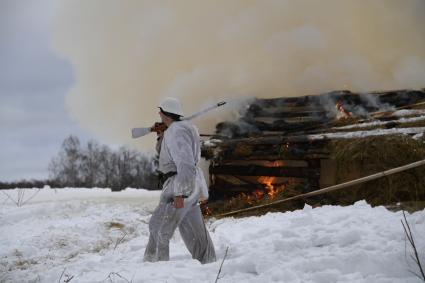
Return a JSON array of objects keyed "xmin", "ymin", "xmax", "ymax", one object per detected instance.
[{"xmin": 143, "ymin": 186, "xmax": 216, "ymax": 264}]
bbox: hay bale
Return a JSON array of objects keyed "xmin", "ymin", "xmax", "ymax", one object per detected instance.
[{"xmin": 327, "ymin": 135, "xmax": 425, "ymax": 206}]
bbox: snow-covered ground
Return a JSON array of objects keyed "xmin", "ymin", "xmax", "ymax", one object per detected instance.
[{"xmin": 1, "ymin": 188, "xmax": 424, "ymax": 283}]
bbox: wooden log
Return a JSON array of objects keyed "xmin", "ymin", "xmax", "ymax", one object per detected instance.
[
  {"xmin": 207, "ymin": 134, "xmax": 319, "ymax": 146},
  {"xmin": 369, "ymin": 101, "xmax": 425, "ymax": 119},
  {"xmin": 377, "ymin": 90, "xmax": 425, "ymax": 107},
  {"xmin": 248, "ymin": 96, "xmax": 315, "ymax": 108},
  {"xmin": 228, "ymin": 143, "xmax": 329, "ymax": 156},
  {"xmin": 248, "ymin": 91, "xmax": 354, "ymax": 109},
  {"xmin": 397, "ymin": 101, "xmax": 425, "ymax": 110},
  {"xmin": 203, "ymin": 139, "xmax": 330, "ymax": 161},
  {"xmin": 221, "ymin": 150, "xmax": 329, "ymax": 161},
  {"xmin": 220, "ymin": 159, "xmax": 308, "ymax": 167},
  {"xmin": 209, "ymin": 183, "xmax": 283, "ymax": 194},
  {"xmin": 253, "ymin": 116, "xmax": 326, "ymax": 125},
  {"xmin": 210, "ymin": 165, "xmax": 320, "ymax": 178},
  {"xmin": 250, "ymin": 106, "xmax": 326, "ymax": 113},
  {"xmin": 210, "ymin": 179, "xmax": 304, "ymax": 193},
  {"xmin": 209, "ymin": 186, "xmax": 254, "ymax": 201},
  {"xmin": 214, "ymin": 174, "xmax": 249, "ymax": 186},
  {"xmin": 202, "ymin": 139, "xmax": 330, "ymax": 160},
  {"xmin": 205, "ymin": 153, "xmax": 330, "ymax": 161},
  {"xmin": 221, "ymin": 154, "xmax": 330, "ymax": 161},
  {"xmin": 247, "ymin": 109, "xmax": 328, "ymax": 118},
  {"xmin": 249, "ymin": 120, "xmax": 327, "ymax": 132},
  {"xmin": 209, "ymin": 185, "xmax": 256, "ymax": 194},
  {"xmin": 229, "ymin": 175, "xmax": 306, "ymax": 186}
]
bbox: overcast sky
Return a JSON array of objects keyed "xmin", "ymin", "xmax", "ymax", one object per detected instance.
[{"xmin": 0, "ymin": 0, "xmax": 94, "ymax": 181}]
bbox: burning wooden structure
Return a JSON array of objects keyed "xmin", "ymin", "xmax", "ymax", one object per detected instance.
[{"xmin": 201, "ymin": 89, "xmax": 425, "ymax": 202}]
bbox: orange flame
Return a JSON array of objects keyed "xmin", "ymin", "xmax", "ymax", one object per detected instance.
[
  {"xmin": 257, "ymin": 176, "xmax": 284, "ymax": 200},
  {"xmin": 335, "ymin": 101, "xmax": 352, "ymax": 119},
  {"xmin": 225, "ymin": 176, "xmax": 292, "ymax": 209}
]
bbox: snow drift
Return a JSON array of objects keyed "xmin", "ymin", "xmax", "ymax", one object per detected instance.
[{"xmin": 1, "ymin": 188, "xmax": 424, "ymax": 282}]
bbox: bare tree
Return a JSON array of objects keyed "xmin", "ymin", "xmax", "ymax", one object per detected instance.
[
  {"xmin": 80, "ymin": 140, "xmax": 103, "ymax": 187},
  {"xmin": 98, "ymin": 145, "xmax": 115, "ymax": 187},
  {"xmin": 49, "ymin": 135, "xmax": 82, "ymax": 187},
  {"xmin": 48, "ymin": 136, "xmax": 157, "ymax": 190}
]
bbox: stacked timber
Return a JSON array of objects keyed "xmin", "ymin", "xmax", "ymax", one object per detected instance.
[{"xmin": 202, "ymin": 89, "xmax": 425, "ymax": 200}]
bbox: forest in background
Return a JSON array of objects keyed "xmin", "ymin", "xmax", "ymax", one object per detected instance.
[{"xmin": 0, "ymin": 136, "xmax": 158, "ymax": 191}]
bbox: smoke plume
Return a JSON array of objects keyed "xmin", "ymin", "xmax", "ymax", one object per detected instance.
[{"xmin": 52, "ymin": 0, "xmax": 425, "ymax": 149}]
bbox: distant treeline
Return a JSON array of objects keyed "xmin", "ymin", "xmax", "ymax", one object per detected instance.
[
  {"xmin": 1, "ymin": 135, "xmax": 158, "ymax": 191},
  {"xmin": 0, "ymin": 179, "xmax": 56, "ymax": 190}
]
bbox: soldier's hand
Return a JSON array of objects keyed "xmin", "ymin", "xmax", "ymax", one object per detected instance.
[
  {"xmin": 173, "ymin": 196, "xmax": 184, "ymax": 209},
  {"xmin": 152, "ymin": 122, "xmax": 167, "ymax": 136}
]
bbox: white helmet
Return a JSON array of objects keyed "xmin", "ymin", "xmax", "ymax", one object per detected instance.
[{"xmin": 159, "ymin": 97, "xmax": 184, "ymax": 117}]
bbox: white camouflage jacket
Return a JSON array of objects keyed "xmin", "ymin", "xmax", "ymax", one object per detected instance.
[{"xmin": 158, "ymin": 120, "xmax": 209, "ymax": 199}]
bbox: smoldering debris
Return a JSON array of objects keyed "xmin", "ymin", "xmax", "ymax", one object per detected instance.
[
  {"xmin": 202, "ymin": 88, "xmax": 425, "ymax": 212},
  {"xmin": 214, "ymin": 89, "xmax": 425, "ymax": 138}
]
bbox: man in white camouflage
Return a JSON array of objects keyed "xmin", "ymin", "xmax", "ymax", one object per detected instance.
[{"xmin": 144, "ymin": 97, "xmax": 216, "ymax": 264}]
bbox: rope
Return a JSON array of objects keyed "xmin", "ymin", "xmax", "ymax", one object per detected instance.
[{"xmin": 216, "ymin": 158, "xmax": 425, "ymax": 218}]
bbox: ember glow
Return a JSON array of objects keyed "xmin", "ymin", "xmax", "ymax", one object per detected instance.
[
  {"xmin": 200, "ymin": 203, "xmax": 213, "ymax": 216},
  {"xmin": 268, "ymin": 160, "xmax": 285, "ymax": 167},
  {"xmin": 239, "ymin": 191, "xmax": 263, "ymax": 205}
]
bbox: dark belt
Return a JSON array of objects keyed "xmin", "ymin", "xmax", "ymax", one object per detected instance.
[{"xmin": 157, "ymin": 171, "xmax": 177, "ymax": 189}]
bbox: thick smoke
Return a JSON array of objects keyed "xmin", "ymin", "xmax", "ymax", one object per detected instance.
[{"xmin": 52, "ymin": 0, "xmax": 425, "ymax": 149}]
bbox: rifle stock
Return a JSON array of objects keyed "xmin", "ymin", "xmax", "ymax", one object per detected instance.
[
  {"xmin": 131, "ymin": 101, "xmax": 226, "ymax": 139},
  {"xmin": 131, "ymin": 127, "xmax": 151, "ymax": 138}
]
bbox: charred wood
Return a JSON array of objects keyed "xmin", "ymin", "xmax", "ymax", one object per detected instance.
[
  {"xmin": 202, "ymin": 136, "xmax": 330, "ymax": 160},
  {"xmin": 220, "ymin": 159, "xmax": 308, "ymax": 167},
  {"xmin": 206, "ymin": 134, "xmax": 326, "ymax": 146},
  {"xmin": 214, "ymin": 174, "xmax": 250, "ymax": 186},
  {"xmin": 224, "ymin": 147, "xmax": 329, "ymax": 160},
  {"xmin": 247, "ymin": 119, "xmax": 328, "ymax": 132},
  {"xmin": 221, "ymin": 153, "xmax": 330, "ymax": 161},
  {"xmin": 210, "ymin": 165, "xmax": 320, "ymax": 178},
  {"xmin": 203, "ymin": 88, "xmax": 425, "ymax": 202},
  {"xmin": 377, "ymin": 89, "xmax": 425, "ymax": 107},
  {"xmin": 210, "ymin": 184, "xmax": 259, "ymax": 193},
  {"xmin": 246, "ymin": 109, "xmax": 328, "ymax": 119}
]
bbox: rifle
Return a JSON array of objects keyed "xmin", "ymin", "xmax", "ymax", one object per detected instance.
[{"xmin": 131, "ymin": 101, "xmax": 226, "ymax": 138}]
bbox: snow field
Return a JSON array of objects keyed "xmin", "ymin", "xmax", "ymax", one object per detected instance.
[{"xmin": 0, "ymin": 188, "xmax": 424, "ymax": 283}]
